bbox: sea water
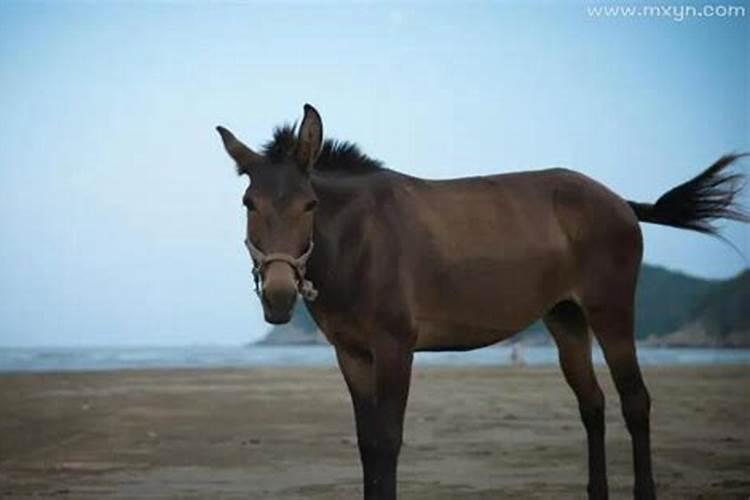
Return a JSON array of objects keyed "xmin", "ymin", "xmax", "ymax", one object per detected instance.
[{"xmin": 0, "ymin": 345, "xmax": 749, "ymax": 373}]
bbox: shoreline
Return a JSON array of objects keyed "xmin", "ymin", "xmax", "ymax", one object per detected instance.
[
  {"xmin": 1, "ymin": 359, "xmax": 750, "ymax": 378},
  {"xmin": 2, "ymin": 344, "xmax": 750, "ymax": 375}
]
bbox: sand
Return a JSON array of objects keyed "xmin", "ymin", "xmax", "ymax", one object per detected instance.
[{"xmin": 0, "ymin": 365, "xmax": 748, "ymax": 499}]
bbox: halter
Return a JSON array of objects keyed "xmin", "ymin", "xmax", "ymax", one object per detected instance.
[{"xmin": 244, "ymin": 238, "xmax": 318, "ymax": 302}]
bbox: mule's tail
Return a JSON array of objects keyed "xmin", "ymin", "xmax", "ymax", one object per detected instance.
[{"xmin": 627, "ymin": 153, "xmax": 750, "ymax": 235}]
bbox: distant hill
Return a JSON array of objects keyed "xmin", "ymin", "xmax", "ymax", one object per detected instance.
[
  {"xmin": 696, "ymin": 270, "xmax": 750, "ymax": 336},
  {"xmin": 258, "ymin": 264, "xmax": 749, "ymax": 347},
  {"xmin": 255, "ymin": 302, "xmax": 326, "ymax": 345},
  {"xmin": 634, "ymin": 265, "xmax": 722, "ymax": 339},
  {"xmin": 647, "ymin": 270, "xmax": 749, "ymax": 347}
]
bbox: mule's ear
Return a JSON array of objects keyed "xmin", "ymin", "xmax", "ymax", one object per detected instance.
[
  {"xmin": 216, "ymin": 126, "xmax": 262, "ymax": 175},
  {"xmin": 295, "ymin": 104, "xmax": 323, "ymax": 171}
]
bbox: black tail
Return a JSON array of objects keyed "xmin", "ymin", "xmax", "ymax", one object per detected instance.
[{"xmin": 628, "ymin": 153, "xmax": 750, "ymax": 235}]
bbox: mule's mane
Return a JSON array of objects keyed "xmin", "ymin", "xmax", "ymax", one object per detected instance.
[{"xmin": 262, "ymin": 124, "xmax": 383, "ymax": 174}]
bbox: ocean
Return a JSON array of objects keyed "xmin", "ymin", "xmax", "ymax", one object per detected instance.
[{"xmin": 0, "ymin": 345, "xmax": 749, "ymax": 373}]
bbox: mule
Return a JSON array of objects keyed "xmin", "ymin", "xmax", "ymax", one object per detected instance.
[{"xmin": 216, "ymin": 104, "xmax": 748, "ymax": 500}]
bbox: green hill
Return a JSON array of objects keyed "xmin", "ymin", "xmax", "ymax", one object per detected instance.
[
  {"xmin": 692, "ymin": 270, "xmax": 750, "ymax": 337},
  {"xmin": 260, "ymin": 264, "xmax": 749, "ymax": 347},
  {"xmin": 255, "ymin": 302, "xmax": 324, "ymax": 345},
  {"xmin": 648, "ymin": 270, "xmax": 750, "ymax": 347},
  {"xmin": 634, "ymin": 265, "xmax": 722, "ymax": 338}
]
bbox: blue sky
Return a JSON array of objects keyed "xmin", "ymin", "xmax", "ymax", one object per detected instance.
[{"xmin": 0, "ymin": 1, "xmax": 747, "ymax": 346}]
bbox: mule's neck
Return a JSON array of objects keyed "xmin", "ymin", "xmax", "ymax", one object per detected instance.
[
  {"xmin": 306, "ymin": 175, "xmax": 361, "ymax": 286},
  {"xmin": 304, "ymin": 171, "xmax": 393, "ymax": 306}
]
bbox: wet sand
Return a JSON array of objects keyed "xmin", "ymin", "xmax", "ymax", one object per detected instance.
[{"xmin": 0, "ymin": 365, "xmax": 748, "ymax": 499}]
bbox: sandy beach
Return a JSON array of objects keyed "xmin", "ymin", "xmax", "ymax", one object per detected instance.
[{"xmin": 0, "ymin": 365, "xmax": 748, "ymax": 499}]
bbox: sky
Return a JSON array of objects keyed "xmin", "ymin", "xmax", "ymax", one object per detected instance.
[{"xmin": 0, "ymin": 1, "xmax": 748, "ymax": 347}]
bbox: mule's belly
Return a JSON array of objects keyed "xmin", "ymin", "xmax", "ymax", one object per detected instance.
[
  {"xmin": 412, "ymin": 283, "xmax": 558, "ymax": 352},
  {"xmin": 410, "ymin": 236, "xmax": 573, "ymax": 351},
  {"xmin": 414, "ymin": 321, "xmax": 522, "ymax": 351}
]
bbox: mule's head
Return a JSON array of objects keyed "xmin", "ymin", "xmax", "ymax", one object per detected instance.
[{"xmin": 217, "ymin": 104, "xmax": 323, "ymax": 324}]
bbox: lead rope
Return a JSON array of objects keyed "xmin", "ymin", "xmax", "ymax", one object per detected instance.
[
  {"xmin": 245, "ymin": 238, "xmax": 318, "ymax": 302},
  {"xmin": 251, "ymin": 266, "xmax": 262, "ymax": 298}
]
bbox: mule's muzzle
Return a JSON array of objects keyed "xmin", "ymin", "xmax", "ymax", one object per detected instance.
[
  {"xmin": 261, "ymin": 262, "xmax": 298, "ymax": 324},
  {"xmin": 244, "ymin": 238, "xmax": 318, "ymax": 325},
  {"xmin": 262, "ymin": 287, "xmax": 297, "ymax": 324}
]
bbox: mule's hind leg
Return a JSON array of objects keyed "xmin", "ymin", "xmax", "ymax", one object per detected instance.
[
  {"xmin": 544, "ymin": 300, "xmax": 608, "ymax": 500},
  {"xmin": 588, "ymin": 305, "xmax": 655, "ymax": 500}
]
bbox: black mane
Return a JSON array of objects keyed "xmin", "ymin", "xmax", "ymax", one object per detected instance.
[{"xmin": 261, "ymin": 124, "xmax": 383, "ymax": 174}]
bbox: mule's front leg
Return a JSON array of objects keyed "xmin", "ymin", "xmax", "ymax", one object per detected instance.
[
  {"xmin": 336, "ymin": 337, "xmax": 413, "ymax": 500},
  {"xmin": 371, "ymin": 337, "xmax": 413, "ymax": 499},
  {"xmin": 336, "ymin": 347, "xmax": 379, "ymax": 498}
]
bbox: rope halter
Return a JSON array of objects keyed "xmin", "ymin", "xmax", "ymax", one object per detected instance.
[{"xmin": 244, "ymin": 238, "xmax": 318, "ymax": 302}]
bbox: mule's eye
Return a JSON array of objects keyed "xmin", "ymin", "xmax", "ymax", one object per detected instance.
[
  {"xmin": 244, "ymin": 199, "xmax": 256, "ymax": 211},
  {"xmin": 304, "ymin": 199, "xmax": 318, "ymax": 212}
]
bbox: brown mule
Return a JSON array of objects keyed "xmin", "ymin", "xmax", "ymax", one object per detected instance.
[{"xmin": 217, "ymin": 104, "xmax": 748, "ymax": 500}]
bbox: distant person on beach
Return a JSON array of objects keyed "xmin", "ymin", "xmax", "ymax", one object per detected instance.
[{"xmin": 511, "ymin": 342, "xmax": 525, "ymax": 367}]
